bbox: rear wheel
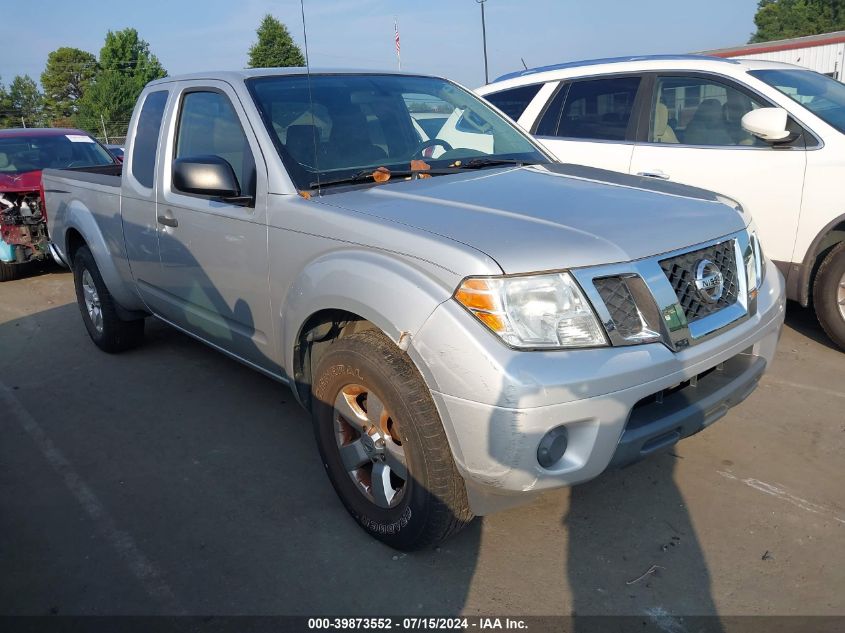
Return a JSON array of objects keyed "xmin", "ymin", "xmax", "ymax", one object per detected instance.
[
  {"xmin": 311, "ymin": 329, "xmax": 473, "ymax": 550},
  {"xmin": 73, "ymin": 245, "xmax": 144, "ymax": 353},
  {"xmin": 814, "ymin": 241, "xmax": 845, "ymax": 351}
]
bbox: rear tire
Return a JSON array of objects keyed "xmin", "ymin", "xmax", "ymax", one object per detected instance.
[
  {"xmin": 814, "ymin": 242, "xmax": 845, "ymax": 351},
  {"xmin": 73, "ymin": 245, "xmax": 144, "ymax": 353},
  {"xmin": 0, "ymin": 260, "xmax": 23, "ymax": 282},
  {"xmin": 311, "ymin": 329, "xmax": 473, "ymax": 550}
]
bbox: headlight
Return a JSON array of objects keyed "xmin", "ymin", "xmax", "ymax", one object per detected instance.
[
  {"xmin": 454, "ymin": 272, "xmax": 607, "ymax": 349},
  {"xmin": 745, "ymin": 231, "xmax": 764, "ymax": 296}
]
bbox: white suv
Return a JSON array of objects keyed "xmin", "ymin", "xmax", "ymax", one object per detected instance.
[{"xmin": 478, "ymin": 55, "xmax": 845, "ymax": 350}]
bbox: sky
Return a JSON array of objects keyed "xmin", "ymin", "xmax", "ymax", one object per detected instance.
[{"xmin": 2, "ymin": 0, "xmax": 759, "ymax": 89}]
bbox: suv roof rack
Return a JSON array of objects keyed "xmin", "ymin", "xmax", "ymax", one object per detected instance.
[{"xmin": 492, "ymin": 54, "xmax": 738, "ymax": 83}]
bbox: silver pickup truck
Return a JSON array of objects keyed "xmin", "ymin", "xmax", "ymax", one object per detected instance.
[{"xmin": 45, "ymin": 69, "xmax": 785, "ymax": 550}]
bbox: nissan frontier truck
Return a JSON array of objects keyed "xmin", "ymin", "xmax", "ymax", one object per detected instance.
[{"xmin": 44, "ymin": 69, "xmax": 785, "ymax": 550}]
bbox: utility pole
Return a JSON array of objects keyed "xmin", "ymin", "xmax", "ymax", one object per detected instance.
[
  {"xmin": 100, "ymin": 114, "xmax": 109, "ymax": 144},
  {"xmin": 476, "ymin": 0, "xmax": 489, "ymax": 85},
  {"xmin": 21, "ymin": 117, "xmax": 26, "ymax": 128}
]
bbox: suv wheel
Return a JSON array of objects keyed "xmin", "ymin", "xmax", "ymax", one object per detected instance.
[
  {"xmin": 73, "ymin": 245, "xmax": 145, "ymax": 353},
  {"xmin": 814, "ymin": 241, "xmax": 845, "ymax": 351},
  {"xmin": 311, "ymin": 329, "xmax": 473, "ymax": 550}
]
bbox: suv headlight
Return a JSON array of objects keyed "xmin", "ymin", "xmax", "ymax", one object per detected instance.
[
  {"xmin": 746, "ymin": 230, "xmax": 764, "ymax": 296},
  {"xmin": 454, "ymin": 272, "xmax": 608, "ymax": 349}
]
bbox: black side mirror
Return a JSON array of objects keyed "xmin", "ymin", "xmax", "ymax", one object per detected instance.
[{"xmin": 173, "ymin": 155, "xmax": 251, "ymax": 204}]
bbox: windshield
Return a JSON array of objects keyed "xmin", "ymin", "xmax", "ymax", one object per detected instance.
[
  {"xmin": 0, "ymin": 133, "xmax": 116, "ymax": 175},
  {"xmin": 247, "ymin": 74, "xmax": 550, "ymax": 190},
  {"xmin": 750, "ymin": 68, "xmax": 845, "ymax": 134}
]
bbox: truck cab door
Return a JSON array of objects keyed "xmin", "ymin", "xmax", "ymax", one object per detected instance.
[
  {"xmin": 147, "ymin": 80, "xmax": 278, "ymax": 374},
  {"xmin": 628, "ymin": 73, "xmax": 807, "ymax": 267}
]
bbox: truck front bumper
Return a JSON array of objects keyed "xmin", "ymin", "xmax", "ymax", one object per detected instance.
[{"xmin": 409, "ymin": 266, "xmax": 785, "ymax": 515}]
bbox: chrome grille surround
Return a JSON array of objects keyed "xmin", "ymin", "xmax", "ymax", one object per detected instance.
[{"xmin": 572, "ymin": 231, "xmax": 755, "ymax": 351}]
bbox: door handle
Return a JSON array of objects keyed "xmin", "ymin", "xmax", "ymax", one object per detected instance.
[
  {"xmin": 157, "ymin": 215, "xmax": 178, "ymax": 228},
  {"xmin": 637, "ymin": 171, "xmax": 670, "ymax": 180}
]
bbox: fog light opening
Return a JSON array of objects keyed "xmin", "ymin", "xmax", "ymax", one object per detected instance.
[{"xmin": 537, "ymin": 426, "xmax": 569, "ymax": 469}]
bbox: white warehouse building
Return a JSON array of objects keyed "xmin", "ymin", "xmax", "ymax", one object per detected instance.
[{"xmin": 704, "ymin": 30, "xmax": 845, "ymax": 81}]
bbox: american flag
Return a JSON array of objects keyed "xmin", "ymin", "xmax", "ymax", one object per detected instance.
[{"xmin": 394, "ymin": 18, "xmax": 401, "ymax": 69}]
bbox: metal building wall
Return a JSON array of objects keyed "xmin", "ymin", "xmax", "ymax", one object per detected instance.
[{"xmin": 731, "ymin": 42, "xmax": 845, "ymax": 80}]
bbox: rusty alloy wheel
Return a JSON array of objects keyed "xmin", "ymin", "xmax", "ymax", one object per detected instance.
[{"xmin": 333, "ymin": 384, "xmax": 408, "ymax": 509}]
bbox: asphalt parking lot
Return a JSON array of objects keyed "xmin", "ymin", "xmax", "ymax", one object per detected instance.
[{"xmin": 1, "ymin": 268, "xmax": 843, "ymax": 618}]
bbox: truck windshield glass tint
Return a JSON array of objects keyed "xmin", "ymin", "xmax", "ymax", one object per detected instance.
[
  {"xmin": 751, "ymin": 69, "xmax": 845, "ymax": 134},
  {"xmin": 0, "ymin": 134, "xmax": 114, "ymax": 174},
  {"xmin": 132, "ymin": 90, "xmax": 168, "ymax": 188},
  {"xmin": 247, "ymin": 74, "xmax": 548, "ymax": 190}
]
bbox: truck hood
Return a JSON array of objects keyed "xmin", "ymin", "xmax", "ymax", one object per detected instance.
[
  {"xmin": 320, "ymin": 163, "xmax": 748, "ymax": 273},
  {"xmin": 0, "ymin": 170, "xmax": 41, "ymax": 193}
]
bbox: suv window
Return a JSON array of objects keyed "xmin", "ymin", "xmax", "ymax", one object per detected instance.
[
  {"xmin": 484, "ymin": 84, "xmax": 542, "ymax": 121},
  {"xmin": 651, "ymin": 76, "xmax": 767, "ymax": 146},
  {"xmin": 175, "ymin": 91, "xmax": 256, "ymax": 196},
  {"xmin": 132, "ymin": 90, "xmax": 168, "ymax": 188},
  {"xmin": 552, "ymin": 77, "xmax": 641, "ymax": 141}
]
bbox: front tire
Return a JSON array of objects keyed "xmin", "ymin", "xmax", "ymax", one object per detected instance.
[
  {"xmin": 311, "ymin": 329, "xmax": 473, "ymax": 550},
  {"xmin": 814, "ymin": 242, "xmax": 845, "ymax": 351},
  {"xmin": 0, "ymin": 260, "xmax": 24, "ymax": 282},
  {"xmin": 73, "ymin": 246, "xmax": 144, "ymax": 353}
]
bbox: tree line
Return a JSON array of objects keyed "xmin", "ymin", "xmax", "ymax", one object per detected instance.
[{"xmin": 0, "ymin": 14, "xmax": 304, "ymax": 139}]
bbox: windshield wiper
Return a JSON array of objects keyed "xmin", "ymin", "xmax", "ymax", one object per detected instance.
[
  {"xmin": 310, "ymin": 166, "xmax": 461, "ymax": 189},
  {"xmin": 457, "ymin": 157, "xmax": 541, "ymax": 169}
]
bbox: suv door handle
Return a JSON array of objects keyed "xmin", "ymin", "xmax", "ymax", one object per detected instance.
[
  {"xmin": 636, "ymin": 170, "xmax": 670, "ymax": 180},
  {"xmin": 157, "ymin": 215, "xmax": 178, "ymax": 228}
]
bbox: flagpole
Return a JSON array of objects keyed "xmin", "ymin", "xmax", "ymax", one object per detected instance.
[{"xmin": 394, "ymin": 17, "xmax": 402, "ymax": 70}]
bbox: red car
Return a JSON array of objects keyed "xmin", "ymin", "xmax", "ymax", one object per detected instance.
[{"xmin": 0, "ymin": 128, "xmax": 119, "ymax": 281}]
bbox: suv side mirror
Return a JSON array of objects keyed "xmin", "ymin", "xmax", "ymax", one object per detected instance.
[
  {"xmin": 173, "ymin": 155, "xmax": 245, "ymax": 200},
  {"xmin": 741, "ymin": 107, "xmax": 793, "ymax": 143}
]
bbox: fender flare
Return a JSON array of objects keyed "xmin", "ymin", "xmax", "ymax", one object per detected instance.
[
  {"xmin": 63, "ymin": 199, "xmax": 146, "ymax": 312},
  {"xmin": 280, "ymin": 248, "xmax": 455, "ymax": 390}
]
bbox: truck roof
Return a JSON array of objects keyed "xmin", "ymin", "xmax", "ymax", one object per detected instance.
[{"xmin": 148, "ymin": 67, "xmax": 443, "ymax": 86}]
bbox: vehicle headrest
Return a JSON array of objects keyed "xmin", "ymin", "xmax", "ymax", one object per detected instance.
[{"xmin": 0, "ymin": 152, "xmax": 8, "ymax": 169}]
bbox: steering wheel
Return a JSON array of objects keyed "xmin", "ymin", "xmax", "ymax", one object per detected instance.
[{"xmin": 413, "ymin": 138, "xmax": 453, "ymax": 159}]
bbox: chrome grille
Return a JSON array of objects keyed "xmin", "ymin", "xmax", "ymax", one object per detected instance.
[
  {"xmin": 594, "ymin": 277, "xmax": 644, "ymax": 339},
  {"xmin": 659, "ymin": 240, "xmax": 739, "ymax": 322}
]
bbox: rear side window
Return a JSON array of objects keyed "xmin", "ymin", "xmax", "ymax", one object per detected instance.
[
  {"xmin": 132, "ymin": 90, "xmax": 168, "ymax": 188},
  {"xmin": 555, "ymin": 77, "xmax": 641, "ymax": 141},
  {"xmin": 484, "ymin": 84, "xmax": 542, "ymax": 121},
  {"xmin": 175, "ymin": 91, "xmax": 256, "ymax": 197}
]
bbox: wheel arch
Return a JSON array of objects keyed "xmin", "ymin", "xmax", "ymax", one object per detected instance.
[
  {"xmin": 794, "ymin": 213, "xmax": 845, "ymax": 307},
  {"xmin": 281, "ymin": 249, "xmax": 455, "ymax": 409}
]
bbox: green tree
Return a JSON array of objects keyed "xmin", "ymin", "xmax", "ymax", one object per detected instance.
[
  {"xmin": 0, "ymin": 77, "xmax": 11, "ymax": 128},
  {"xmin": 75, "ymin": 28, "xmax": 167, "ymax": 139},
  {"xmin": 41, "ymin": 47, "xmax": 98, "ymax": 123},
  {"xmin": 9, "ymin": 75, "xmax": 45, "ymax": 128},
  {"xmin": 750, "ymin": 0, "xmax": 845, "ymax": 43},
  {"xmin": 248, "ymin": 14, "xmax": 306, "ymax": 68}
]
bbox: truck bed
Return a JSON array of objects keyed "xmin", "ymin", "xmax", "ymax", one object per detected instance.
[{"xmin": 42, "ymin": 164, "xmax": 123, "ymax": 190}]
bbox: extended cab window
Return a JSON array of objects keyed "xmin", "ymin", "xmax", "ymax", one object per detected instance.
[
  {"xmin": 651, "ymin": 76, "xmax": 766, "ymax": 146},
  {"xmin": 554, "ymin": 77, "xmax": 641, "ymax": 141},
  {"xmin": 174, "ymin": 91, "xmax": 256, "ymax": 197},
  {"xmin": 484, "ymin": 84, "xmax": 542, "ymax": 121},
  {"xmin": 132, "ymin": 90, "xmax": 168, "ymax": 188}
]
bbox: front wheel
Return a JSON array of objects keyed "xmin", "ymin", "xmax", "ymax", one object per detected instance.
[
  {"xmin": 814, "ymin": 242, "xmax": 845, "ymax": 351},
  {"xmin": 73, "ymin": 245, "xmax": 144, "ymax": 353},
  {"xmin": 311, "ymin": 329, "xmax": 473, "ymax": 550},
  {"xmin": 0, "ymin": 260, "xmax": 26, "ymax": 282}
]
